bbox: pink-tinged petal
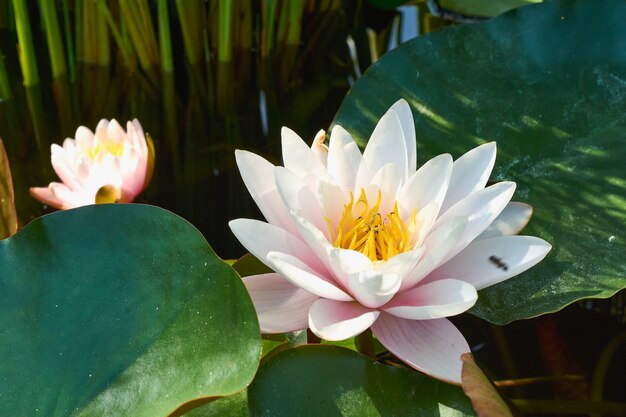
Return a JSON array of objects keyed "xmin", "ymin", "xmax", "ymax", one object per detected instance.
[
  {"xmin": 435, "ymin": 181, "xmax": 516, "ymax": 263},
  {"xmin": 328, "ymin": 248, "xmax": 373, "ymax": 289},
  {"xmin": 424, "ymin": 236, "xmax": 552, "ymax": 290},
  {"xmin": 371, "ymin": 314, "xmax": 470, "ymax": 384},
  {"xmin": 369, "ymin": 163, "xmax": 402, "ymax": 214},
  {"xmin": 388, "ymin": 99, "xmax": 416, "ymax": 177},
  {"xmin": 402, "ymin": 216, "xmax": 467, "ymax": 291},
  {"xmin": 310, "ymin": 129, "xmax": 329, "ymax": 167},
  {"xmin": 29, "ymin": 186, "xmax": 70, "ymax": 210},
  {"xmin": 106, "ymin": 119, "xmax": 127, "ymax": 144},
  {"xmin": 440, "ymin": 142, "xmax": 497, "ymax": 214},
  {"xmin": 274, "ymin": 167, "xmax": 326, "ymax": 234},
  {"xmin": 318, "ymin": 179, "xmax": 346, "ymax": 229},
  {"xmin": 348, "ymin": 270, "xmax": 402, "ymax": 308},
  {"xmin": 281, "ymin": 127, "xmax": 326, "ymax": 178},
  {"xmin": 243, "ymin": 273, "xmax": 318, "ymax": 333},
  {"xmin": 74, "ymin": 126, "xmax": 95, "ymax": 147},
  {"xmin": 327, "ymin": 125, "xmax": 365, "ymax": 193},
  {"xmin": 362, "ymin": 109, "xmax": 408, "ymax": 182},
  {"xmin": 50, "ymin": 145, "xmax": 84, "ymax": 191},
  {"xmin": 477, "ymin": 202, "xmax": 533, "ymax": 240},
  {"xmin": 398, "ymin": 153, "xmax": 452, "ymax": 219},
  {"xmin": 309, "ymin": 299, "xmax": 379, "ymax": 341},
  {"xmin": 235, "ymin": 150, "xmax": 298, "ymax": 236},
  {"xmin": 229, "ymin": 218, "xmax": 327, "ymax": 274},
  {"xmin": 411, "ymin": 201, "xmax": 439, "ymax": 248},
  {"xmin": 286, "ymin": 209, "xmax": 346, "ymax": 282},
  {"xmin": 267, "ymin": 251, "xmax": 352, "ymax": 301},
  {"xmin": 384, "ymin": 279, "xmax": 477, "ymax": 319},
  {"xmin": 377, "ymin": 247, "xmax": 425, "ymax": 277}
]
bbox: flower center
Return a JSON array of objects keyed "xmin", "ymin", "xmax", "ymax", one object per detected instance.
[
  {"xmin": 327, "ymin": 189, "xmax": 416, "ymax": 262},
  {"xmin": 83, "ymin": 141, "xmax": 126, "ymax": 161}
]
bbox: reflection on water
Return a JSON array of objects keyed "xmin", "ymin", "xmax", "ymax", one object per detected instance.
[{"xmin": 0, "ymin": 63, "xmax": 349, "ymax": 258}]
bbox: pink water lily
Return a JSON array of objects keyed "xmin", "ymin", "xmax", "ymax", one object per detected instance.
[
  {"xmin": 230, "ymin": 99, "xmax": 551, "ymax": 384},
  {"xmin": 30, "ymin": 119, "xmax": 151, "ymax": 209}
]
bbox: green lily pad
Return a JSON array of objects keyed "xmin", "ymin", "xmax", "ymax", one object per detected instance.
[
  {"xmin": 248, "ymin": 345, "xmax": 476, "ymax": 417},
  {"xmin": 333, "ymin": 0, "xmax": 626, "ymax": 324},
  {"xmin": 0, "ymin": 138, "xmax": 17, "ymax": 239},
  {"xmin": 0, "ymin": 204, "xmax": 261, "ymax": 417}
]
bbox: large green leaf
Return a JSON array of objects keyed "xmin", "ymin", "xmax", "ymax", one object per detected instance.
[
  {"xmin": 333, "ymin": 0, "xmax": 626, "ymax": 324},
  {"xmin": 248, "ymin": 345, "xmax": 476, "ymax": 417},
  {"xmin": 0, "ymin": 204, "xmax": 261, "ymax": 417}
]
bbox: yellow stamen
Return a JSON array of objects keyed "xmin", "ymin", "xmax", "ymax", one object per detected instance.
[{"xmin": 326, "ymin": 188, "xmax": 417, "ymax": 261}]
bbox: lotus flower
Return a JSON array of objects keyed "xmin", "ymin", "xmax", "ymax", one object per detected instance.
[
  {"xmin": 230, "ymin": 99, "xmax": 551, "ymax": 383},
  {"xmin": 30, "ymin": 119, "xmax": 152, "ymax": 209}
]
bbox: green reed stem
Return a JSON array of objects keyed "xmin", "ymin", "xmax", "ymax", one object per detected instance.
[
  {"xmin": 137, "ymin": 0, "xmax": 158, "ymax": 62},
  {"xmin": 74, "ymin": 0, "xmax": 83, "ymax": 63},
  {"xmin": 217, "ymin": 0, "xmax": 233, "ymax": 62},
  {"xmin": 97, "ymin": 0, "xmax": 132, "ymax": 68},
  {"xmin": 287, "ymin": 2, "xmax": 305, "ymax": 46},
  {"xmin": 0, "ymin": 53, "xmax": 12, "ymax": 99},
  {"xmin": 262, "ymin": 0, "xmax": 277, "ymax": 56},
  {"xmin": 40, "ymin": 0, "xmax": 67, "ymax": 78},
  {"xmin": 96, "ymin": 3, "xmax": 109, "ymax": 65},
  {"xmin": 12, "ymin": 0, "xmax": 39, "ymax": 85},
  {"xmin": 176, "ymin": 0, "xmax": 201, "ymax": 65},
  {"xmin": 157, "ymin": 0, "xmax": 173, "ymax": 73},
  {"xmin": 119, "ymin": 0, "xmax": 152, "ymax": 70},
  {"xmin": 61, "ymin": 0, "xmax": 75, "ymax": 81}
]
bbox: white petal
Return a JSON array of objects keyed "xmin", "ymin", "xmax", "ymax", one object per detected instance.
[
  {"xmin": 310, "ymin": 129, "xmax": 329, "ymax": 166},
  {"xmin": 388, "ymin": 99, "xmax": 416, "ymax": 177},
  {"xmin": 363, "ymin": 109, "xmax": 408, "ymax": 182},
  {"xmin": 348, "ymin": 270, "xmax": 402, "ymax": 308},
  {"xmin": 440, "ymin": 142, "xmax": 497, "ymax": 213},
  {"xmin": 229, "ymin": 218, "xmax": 327, "ymax": 274},
  {"xmin": 274, "ymin": 167, "xmax": 327, "ymax": 234},
  {"xmin": 235, "ymin": 150, "xmax": 298, "ymax": 236},
  {"xmin": 377, "ymin": 247, "xmax": 425, "ymax": 277},
  {"xmin": 75, "ymin": 126, "xmax": 95, "ymax": 146},
  {"xmin": 383, "ymin": 279, "xmax": 477, "ymax": 319},
  {"xmin": 327, "ymin": 125, "xmax": 365, "ymax": 193},
  {"xmin": 477, "ymin": 202, "xmax": 533, "ymax": 239},
  {"xmin": 402, "ymin": 216, "xmax": 467, "ymax": 291},
  {"xmin": 243, "ymin": 273, "xmax": 318, "ymax": 333},
  {"xmin": 328, "ymin": 248, "xmax": 373, "ymax": 286},
  {"xmin": 50, "ymin": 145, "xmax": 84, "ymax": 191},
  {"xmin": 317, "ymin": 179, "xmax": 346, "ymax": 229},
  {"xmin": 309, "ymin": 299, "xmax": 379, "ymax": 341},
  {"xmin": 369, "ymin": 163, "xmax": 402, "ymax": 213},
  {"xmin": 281, "ymin": 127, "xmax": 326, "ymax": 178},
  {"xmin": 435, "ymin": 181, "xmax": 516, "ymax": 263},
  {"xmin": 371, "ymin": 314, "xmax": 469, "ymax": 384},
  {"xmin": 398, "ymin": 153, "xmax": 452, "ymax": 217},
  {"xmin": 424, "ymin": 235, "xmax": 552, "ymax": 290},
  {"xmin": 267, "ymin": 251, "xmax": 352, "ymax": 301}
]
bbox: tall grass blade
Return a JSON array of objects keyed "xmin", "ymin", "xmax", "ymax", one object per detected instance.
[{"xmin": 11, "ymin": 0, "xmax": 39, "ymax": 85}]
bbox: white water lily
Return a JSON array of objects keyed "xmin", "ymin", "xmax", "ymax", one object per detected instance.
[
  {"xmin": 30, "ymin": 119, "xmax": 151, "ymax": 209},
  {"xmin": 230, "ymin": 99, "xmax": 551, "ymax": 383}
]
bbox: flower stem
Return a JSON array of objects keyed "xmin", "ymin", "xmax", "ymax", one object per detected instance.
[{"xmin": 356, "ymin": 329, "xmax": 375, "ymax": 359}]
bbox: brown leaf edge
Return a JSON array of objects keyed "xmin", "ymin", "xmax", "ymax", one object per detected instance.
[{"xmin": 461, "ymin": 353, "xmax": 514, "ymax": 417}]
